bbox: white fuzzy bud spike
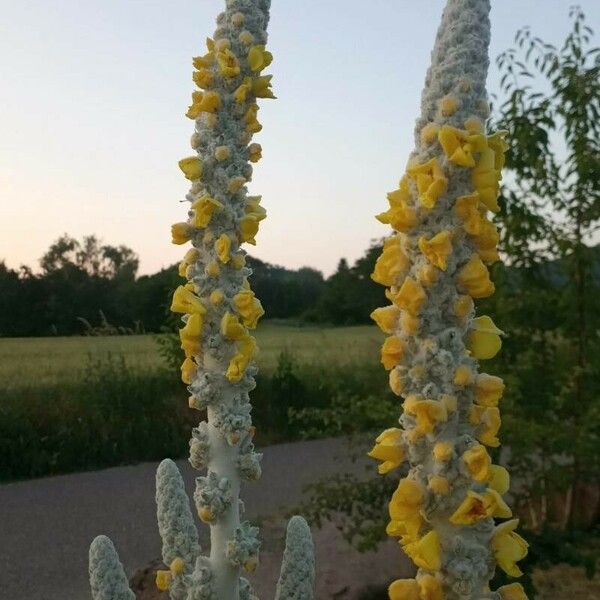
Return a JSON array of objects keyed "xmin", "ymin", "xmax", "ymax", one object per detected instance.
[
  {"xmin": 88, "ymin": 535, "xmax": 135, "ymax": 600},
  {"xmin": 275, "ymin": 516, "xmax": 315, "ymax": 600},
  {"xmin": 156, "ymin": 459, "xmax": 201, "ymax": 569}
]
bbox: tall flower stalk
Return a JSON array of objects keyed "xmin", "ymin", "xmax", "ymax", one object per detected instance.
[
  {"xmin": 368, "ymin": 2, "xmax": 528, "ymax": 600},
  {"xmin": 88, "ymin": 1, "xmax": 315, "ymax": 599}
]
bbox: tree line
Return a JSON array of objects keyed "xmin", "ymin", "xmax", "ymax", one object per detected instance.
[{"xmin": 0, "ymin": 232, "xmax": 391, "ymax": 337}]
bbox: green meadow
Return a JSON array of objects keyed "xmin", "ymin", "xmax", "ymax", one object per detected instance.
[
  {"xmin": 0, "ymin": 323, "xmax": 381, "ymax": 390},
  {"xmin": 0, "ymin": 323, "xmax": 388, "ymax": 481}
]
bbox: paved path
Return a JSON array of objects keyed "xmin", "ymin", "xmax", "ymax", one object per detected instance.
[{"xmin": 0, "ymin": 437, "xmax": 364, "ymax": 600}]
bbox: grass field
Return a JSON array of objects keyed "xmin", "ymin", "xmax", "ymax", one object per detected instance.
[{"xmin": 0, "ymin": 322, "xmax": 382, "ymax": 390}]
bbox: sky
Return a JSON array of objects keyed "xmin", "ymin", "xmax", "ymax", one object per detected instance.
[{"xmin": 1, "ymin": 0, "xmax": 599, "ymax": 277}]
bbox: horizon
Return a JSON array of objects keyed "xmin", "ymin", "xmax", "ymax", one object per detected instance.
[{"xmin": 2, "ymin": 0, "xmax": 599, "ymax": 277}]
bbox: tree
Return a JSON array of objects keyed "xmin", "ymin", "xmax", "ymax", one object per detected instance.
[{"xmin": 493, "ymin": 5, "xmax": 600, "ymax": 530}]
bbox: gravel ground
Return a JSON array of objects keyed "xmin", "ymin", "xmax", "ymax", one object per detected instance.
[{"xmin": 0, "ymin": 437, "xmax": 412, "ymax": 600}]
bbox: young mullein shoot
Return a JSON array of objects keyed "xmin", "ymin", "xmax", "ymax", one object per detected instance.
[
  {"xmin": 369, "ymin": 2, "xmax": 528, "ymax": 600},
  {"xmin": 88, "ymin": 1, "xmax": 315, "ymax": 599}
]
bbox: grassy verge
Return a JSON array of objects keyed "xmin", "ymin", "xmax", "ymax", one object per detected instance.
[{"xmin": 0, "ymin": 326, "xmax": 390, "ymax": 481}]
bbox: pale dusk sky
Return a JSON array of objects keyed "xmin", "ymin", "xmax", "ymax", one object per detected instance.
[{"xmin": 2, "ymin": 1, "xmax": 598, "ymax": 276}]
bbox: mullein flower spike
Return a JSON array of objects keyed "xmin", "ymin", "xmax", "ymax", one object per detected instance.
[
  {"xmin": 88, "ymin": 1, "xmax": 315, "ymax": 599},
  {"xmin": 368, "ymin": 1, "xmax": 528, "ymax": 599}
]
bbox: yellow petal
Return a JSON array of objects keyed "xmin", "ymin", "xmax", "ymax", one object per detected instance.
[
  {"xmin": 370, "ymin": 305, "xmax": 400, "ymax": 334},
  {"xmin": 418, "ymin": 574, "xmax": 443, "ymax": 600},
  {"xmin": 404, "ymin": 530, "xmax": 442, "ymax": 571},
  {"xmin": 388, "ymin": 579, "xmax": 420, "ymax": 600},
  {"xmin": 467, "ymin": 315, "xmax": 503, "ymax": 359},
  {"xmin": 393, "ymin": 277, "xmax": 427, "ymax": 315},
  {"xmin": 381, "ymin": 336, "xmax": 405, "ymax": 370}
]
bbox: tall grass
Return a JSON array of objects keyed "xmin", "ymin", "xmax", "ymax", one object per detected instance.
[{"xmin": 0, "ymin": 331, "xmax": 391, "ymax": 481}]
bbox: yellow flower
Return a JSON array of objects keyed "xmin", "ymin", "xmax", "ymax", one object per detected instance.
[
  {"xmin": 492, "ymin": 519, "xmax": 528, "ymax": 577},
  {"xmin": 473, "ymin": 217, "xmax": 500, "ymax": 264},
  {"xmin": 192, "ymin": 68, "xmax": 214, "ymax": 89},
  {"xmin": 171, "ymin": 222, "xmax": 194, "ymax": 245},
  {"xmin": 467, "ymin": 315, "xmax": 503, "ymax": 360},
  {"xmin": 376, "ymin": 177, "xmax": 418, "ymax": 233},
  {"xmin": 239, "ymin": 215, "xmax": 259, "ymax": 245},
  {"xmin": 252, "ymin": 75, "xmax": 276, "ymax": 98},
  {"xmin": 368, "ymin": 428, "xmax": 405, "ymax": 474},
  {"xmin": 234, "ymin": 77, "xmax": 252, "ymax": 104},
  {"xmin": 244, "ymin": 103, "xmax": 262, "ymax": 133},
  {"xmin": 474, "ymin": 373, "xmax": 505, "ymax": 406},
  {"xmin": 388, "ymin": 478, "xmax": 424, "ymax": 541},
  {"xmin": 186, "ymin": 91, "xmax": 221, "ymax": 118},
  {"xmin": 388, "ymin": 579, "xmax": 420, "ymax": 600},
  {"xmin": 457, "ymin": 254, "xmax": 495, "ymax": 298},
  {"xmin": 488, "ymin": 130, "xmax": 509, "ymax": 171},
  {"xmin": 488, "ymin": 464, "xmax": 510, "ymax": 495},
  {"xmin": 181, "ymin": 357, "xmax": 197, "ymax": 384},
  {"xmin": 389, "ymin": 369, "xmax": 406, "ymax": 396},
  {"xmin": 155, "ymin": 570, "xmax": 172, "ymax": 591},
  {"xmin": 247, "ymin": 45, "xmax": 273, "ymax": 72},
  {"xmin": 404, "ymin": 398, "xmax": 448, "ymax": 436},
  {"xmin": 470, "ymin": 405, "xmax": 501, "ymax": 447},
  {"xmin": 245, "ymin": 195, "xmax": 267, "ymax": 220},
  {"xmin": 462, "ymin": 444, "xmax": 491, "ymax": 482},
  {"xmin": 221, "ymin": 312, "xmax": 247, "ymax": 341},
  {"xmin": 472, "ymin": 147, "xmax": 501, "ymax": 212},
  {"xmin": 498, "ymin": 583, "xmax": 528, "ymax": 600},
  {"xmin": 393, "ymin": 277, "xmax": 427, "ymax": 316},
  {"xmin": 248, "ymin": 143, "xmax": 262, "ymax": 162},
  {"xmin": 454, "ymin": 192, "xmax": 483, "ymax": 235},
  {"xmin": 178, "ymin": 156, "xmax": 203, "ymax": 180},
  {"xmin": 453, "ymin": 365, "xmax": 474, "ymax": 386},
  {"xmin": 192, "ymin": 45, "xmax": 214, "ymax": 69},
  {"xmin": 370, "ymin": 305, "xmax": 400, "ymax": 334},
  {"xmin": 438, "ymin": 125, "xmax": 486, "ymax": 168},
  {"xmin": 233, "ymin": 289, "xmax": 264, "ymax": 329},
  {"xmin": 216, "ymin": 48, "xmax": 240, "ymax": 77},
  {"xmin": 371, "ymin": 235, "xmax": 410, "ymax": 286},
  {"xmin": 381, "ymin": 336, "xmax": 406, "ymax": 370},
  {"xmin": 226, "ymin": 335, "xmax": 257, "ymax": 381},
  {"xmin": 192, "ymin": 195, "xmax": 224, "ymax": 228},
  {"xmin": 433, "ymin": 441, "xmax": 453, "ymax": 462},
  {"xmin": 449, "ymin": 489, "xmax": 511, "ymax": 525},
  {"xmin": 453, "ymin": 294, "xmax": 474, "ymax": 319},
  {"xmin": 178, "ymin": 247, "xmax": 200, "ymax": 276},
  {"xmin": 215, "ymin": 234, "xmax": 231, "ymax": 264},
  {"xmin": 418, "ymin": 230, "xmax": 453, "ymax": 270},
  {"xmin": 170, "ymin": 286, "xmax": 206, "ymax": 315},
  {"xmin": 404, "ymin": 530, "xmax": 442, "ymax": 571},
  {"xmin": 179, "ymin": 313, "xmax": 203, "ymax": 357},
  {"xmin": 170, "ymin": 557, "xmax": 185, "ymax": 575},
  {"xmin": 407, "ymin": 158, "xmax": 448, "ymax": 209},
  {"xmin": 418, "ymin": 574, "xmax": 443, "ymax": 600}
]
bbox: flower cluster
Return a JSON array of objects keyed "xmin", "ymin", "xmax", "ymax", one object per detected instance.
[
  {"xmin": 368, "ymin": 2, "xmax": 528, "ymax": 600},
  {"xmin": 87, "ymin": 3, "xmax": 315, "ymax": 600},
  {"xmin": 165, "ymin": 0, "xmax": 275, "ymax": 597}
]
